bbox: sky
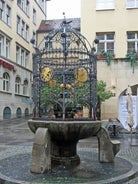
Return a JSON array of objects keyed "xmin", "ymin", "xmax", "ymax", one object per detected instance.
[{"xmin": 47, "ymin": 0, "xmax": 81, "ymax": 20}]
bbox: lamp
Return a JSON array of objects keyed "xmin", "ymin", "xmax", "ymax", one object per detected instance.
[{"xmin": 111, "ymin": 85, "xmax": 116, "ymax": 96}]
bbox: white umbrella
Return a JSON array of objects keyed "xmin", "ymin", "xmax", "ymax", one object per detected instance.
[{"xmin": 126, "ymin": 85, "xmax": 134, "ymax": 131}]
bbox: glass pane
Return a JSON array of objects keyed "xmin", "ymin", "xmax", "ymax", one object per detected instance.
[
  {"xmin": 97, "ymin": 43, "xmax": 104, "ymax": 53},
  {"xmin": 127, "ymin": 42, "xmax": 135, "ymax": 52},
  {"xmin": 136, "ymin": 42, "xmax": 138, "ymax": 53},
  {"xmin": 97, "ymin": 34, "xmax": 104, "ymax": 40},
  {"xmin": 96, "ymin": 0, "xmax": 114, "ymax": 9},
  {"xmin": 127, "ymin": 33, "xmax": 135, "ymax": 39},
  {"xmin": 107, "ymin": 34, "xmax": 114, "ymax": 40},
  {"xmin": 107, "ymin": 42, "xmax": 114, "ymax": 53},
  {"xmin": 136, "ymin": 0, "xmax": 138, "ymax": 7},
  {"xmin": 127, "ymin": 0, "xmax": 135, "ymax": 7}
]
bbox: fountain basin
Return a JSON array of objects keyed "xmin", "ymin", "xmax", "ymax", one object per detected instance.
[{"xmin": 28, "ymin": 120, "xmax": 101, "ymax": 165}]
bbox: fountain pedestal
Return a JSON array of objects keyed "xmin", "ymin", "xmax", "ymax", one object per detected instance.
[
  {"xmin": 28, "ymin": 119, "xmax": 120, "ymax": 173},
  {"xmin": 51, "ymin": 141, "xmax": 80, "ymax": 166}
]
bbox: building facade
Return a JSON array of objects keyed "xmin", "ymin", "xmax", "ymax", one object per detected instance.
[
  {"xmin": 0, "ymin": 0, "xmax": 50, "ymax": 120},
  {"xmin": 81, "ymin": 0, "xmax": 138, "ymax": 122}
]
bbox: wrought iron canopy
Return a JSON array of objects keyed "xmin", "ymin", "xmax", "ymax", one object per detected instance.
[{"xmin": 32, "ymin": 19, "xmax": 98, "ymax": 120}]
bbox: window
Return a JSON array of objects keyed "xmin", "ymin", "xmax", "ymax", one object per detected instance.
[
  {"xmin": 3, "ymin": 72, "xmax": 10, "ymax": 92},
  {"xmin": 96, "ymin": 0, "xmax": 115, "ymax": 10},
  {"xmin": 126, "ymin": 0, "xmax": 138, "ymax": 8},
  {"xmin": 0, "ymin": 33, "xmax": 11, "ymax": 58},
  {"xmin": 127, "ymin": 32, "xmax": 138, "ymax": 53},
  {"xmin": 0, "ymin": 0, "xmax": 4, "ymax": 20},
  {"xmin": 21, "ymin": 0, "xmax": 24, "ymax": 10},
  {"xmin": 16, "ymin": 15, "xmax": 29, "ymax": 41},
  {"xmin": 6, "ymin": 38, "xmax": 10, "ymax": 58},
  {"xmin": 17, "ymin": 16, "xmax": 21, "ymax": 34},
  {"xmin": 16, "ymin": 44, "xmax": 29, "ymax": 68},
  {"xmin": 23, "ymin": 79, "xmax": 28, "ymax": 95},
  {"xmin": 0, "ymin": 1, "xmax": 11, "ymax": 25},
  {"xmin": 25, "ymin": 52, "xmax": 29, "ymax": 68},
  {"xmin": 39, "ymin": 0, "xmax": 45, "ymax": 11},
  {"xmin": 0, "ymin": 34, "xmax": 4, "ymax": 55},
  {"xmin": 16, "ymin": 45, "xmax": 20, "ymax": 64},
  {"xmin": 3, "ymin": 107, "xmax": 11, "ymax": 119},
  {"xmin": 25, "ymin": 24, "xmax": 29, "ymax": 41},
  {"xmin": 17, "ymin": 0, "xmax": 30, "ymax": 16},
  {"xmin": 21, "ymin": 20, "xmax": 25, "ymax": 38},
  {"xmin": 15, "ymin": 76, "xmax": 21, "ymax": 94},
  {"xmin": 6, "ymin": 5, "xmax": 11, "ymax": 25},
  {"xmin": 33, "ymin": 8, "xmax": 36, "ymax": 24},
  {"xmin": 16, "ymin": 107, "xmax": 22, "ymax": 118},
  {"xmin": 17, "ymin": 0, "xmax": 21, "ymax": 6},
  {"xmin": 44, "ymin": 37, "xmax": 53, "ymax": 49},
  {"xmin": 25, "ymin": 0, "xmax": 30, "ymax": 16},
  {"xmin": 96, "ymin": 33, "xmax": 115, "ymax": 54},
  {"xmin": 21, "ymin": 49, "xmax": 25, "ymax": 66}
]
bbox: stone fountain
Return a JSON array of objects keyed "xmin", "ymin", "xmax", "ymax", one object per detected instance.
[{"xmin": 28, "ymin": 17, "xmax": 120, "ymax": 174}]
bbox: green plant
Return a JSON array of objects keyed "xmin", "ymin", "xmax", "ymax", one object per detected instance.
[
  {"xmin": 101, "ymin": 51, "xmax": 114, "ymax": 65},
  {"xmin": 97, "ymin": 80, "xmax": 113, "ymax": 103},
  {"xmin": 126, "ymin": 52, "xmax": 136, "ymax": 73},
  {"xmin": 41, "ymin": 80, "xmax": 112, "ymax": 108}
]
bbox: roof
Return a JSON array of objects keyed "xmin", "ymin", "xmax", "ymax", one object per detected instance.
[{"xmin": 37, "ymin": 18, "xmax": 80, "ymax": 33}]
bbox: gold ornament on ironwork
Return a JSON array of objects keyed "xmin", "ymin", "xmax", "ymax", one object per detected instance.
[
  {"xmin": 41, "ymin": 67, "xmax": 52, "ymax": 82},
  {"xmin": 76, "ymin": 67, "xmax": 88, "ymax": 82},
  {"xmin": 60, "ymin": 83, "xmax": 72, "ymax": 90},
  {"xmin": 49, "ymin": 79, "xmax": 57, "ymax": 87}
]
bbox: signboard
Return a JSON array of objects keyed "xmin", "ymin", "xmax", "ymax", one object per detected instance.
[
  {"xmin": 0, "ymin": 59, "xmax": 15, "ymax": 71},
  {"xmin": 119, "ymin": 96, "xmax": 138, "ymax": 129}
]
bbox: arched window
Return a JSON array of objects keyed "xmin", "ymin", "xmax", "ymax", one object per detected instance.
[
  {"xmin": 24, "ymin": 108, "xmax": 29, "ymax": 116},
  {"xmin": 16, "ymin": 107, "xmax": 22, "ymax": 118},
  {"xmin": 3, "ymin": 72, "xmax": 10, "ymax": 91},
  {"xmin": 23, "ymin": 79, "xmax": 28, "ymax": 95},
  {"xmin": 3, "ymin": 107, "xmax": 11, "ymax": 119},
  {"xmin": 15, "ymin": 76, "xmax": 21, "ymax": 94}
]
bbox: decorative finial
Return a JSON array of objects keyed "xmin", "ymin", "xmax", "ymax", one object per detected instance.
[{"xmin": 63, "ymin": 12, "xmax": 66, "ymax": 19}]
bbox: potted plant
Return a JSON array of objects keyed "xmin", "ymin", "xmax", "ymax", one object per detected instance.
[
  {"xmin": 126, "ymin": 52, "xmax": 136, "ymax": 73},
  {"xmin": 97, "ymin": 50, "xmax": 115, "ymax": 65}
]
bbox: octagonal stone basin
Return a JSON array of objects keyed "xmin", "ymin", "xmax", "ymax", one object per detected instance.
[{"xmin": 28, "ymin": 120, "xmax": 101, "ymax": 166}]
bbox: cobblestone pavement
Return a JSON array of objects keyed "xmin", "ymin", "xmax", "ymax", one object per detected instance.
[{"xmin": 0, "ymin": 117, "xmax": 138, "ymax": 183}]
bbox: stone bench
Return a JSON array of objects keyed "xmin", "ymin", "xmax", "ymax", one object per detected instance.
[{"xmin": 97, "ymin": 127, "xmax": 120, "ymax": 162}]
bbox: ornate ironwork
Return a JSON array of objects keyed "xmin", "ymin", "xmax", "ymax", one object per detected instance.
[{"xmin": 32, "ymin": 18, "xmax": 98, "ymax": 120}]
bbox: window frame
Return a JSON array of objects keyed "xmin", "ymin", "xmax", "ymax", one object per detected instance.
[
  {"xmin": 126, "ymin": 0, "xmax": 138, "ymax": 8},
  {"xmin": 16, "ymin": 15, "xmax": 30, "ymax": 41},
  {"xmin": 33, "ymin": 8, "xmax": 36, "ymax": 24},
  {"xmin": 15, "ymin": 76, "xmax": 21, "ymax": 94},
  {"xmin": 96, "ymin": 32, "xmax": 115, "ymax": 54},
  {"xmin": 3, "ymin": 72, "xmax": 10, "ymax": 92},
  {"xmin": 17, "ymin": 0, "xmax": 30, "ymax": 16},
  {"xmin": 5, "ymin": 4, "xmax": 11, "ymax": 25},
  {"xmin": 0, "ymin": 0, "xmax": 11, "ymax": 26},
  {"xmin": 16, "ymin": 44, "xmax": 29, "ymax": 68},
  {"xmin": 127, "ymin": 32, "xmax": 138, "ymax": 53},
  {"xmin": 0, "ymin": 0, "xmax": 4, "ymax": 20},
  {"xmin": 23, "ymin": 79, "xmax": 28, "ymax": 95},
  {"xmin": 0, "ymin": 32, "xmax": 11, "ymax": 59},
  {"xmin": 96, "ymin": 0, "xmax": 115, "ymax": 10},
  {"xmin": 0, "ymin": 34, "xmax": 4, "ymax": 55}
]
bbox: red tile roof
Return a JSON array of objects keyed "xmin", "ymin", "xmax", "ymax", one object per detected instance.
[{"xmin": 37, "ymin": 18, "xmax": 80, "ymax": 33}]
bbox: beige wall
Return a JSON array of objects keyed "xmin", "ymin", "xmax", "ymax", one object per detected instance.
[
  {"xmin": 81, "ymin": 0, "xmax": 138, "ymax": 120},
  {"xmin": 97, "ymin": 59, "xmax": 138, "ymax": 119},
  {"xmin": 81, "ymin": 0, "xmax": 138, "ymax": 58},
  {"xmin": 1, "ymin": 0, "xmax": 46, "ymax": 70},
  {"xmin": 0, "ymin": 0, "xmax": 47, "ymax": 120}
]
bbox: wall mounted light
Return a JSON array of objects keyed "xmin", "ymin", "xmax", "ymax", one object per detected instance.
[{"xmin": 111, "ymin": 85, "xmax": 116, "ymax": 96}]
